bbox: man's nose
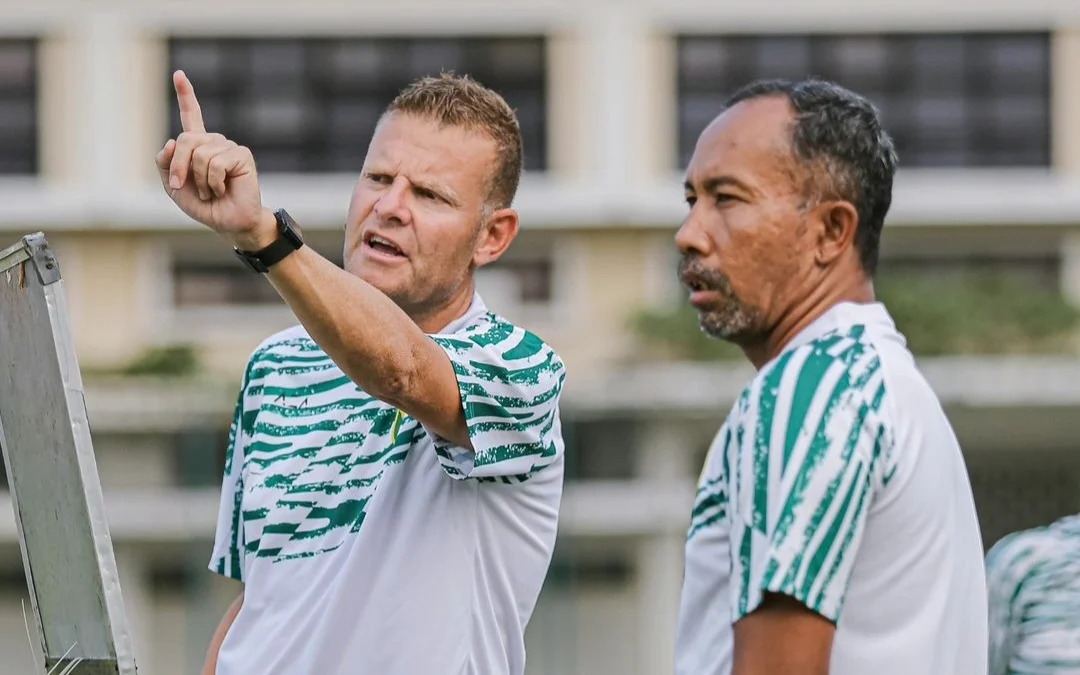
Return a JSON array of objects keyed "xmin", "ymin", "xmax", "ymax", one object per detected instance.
[
  {"xmin": 675, "ymin": 212, "xmax": 710, "ymax": 257},
  {"xmin": 373, "ymin": 176, "xmax": 411, "ymax": 224}
]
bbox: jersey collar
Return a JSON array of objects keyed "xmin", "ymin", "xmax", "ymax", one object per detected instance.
[
  {"xmin": 429, "ymin": 291, "xmax": 489, "ymax": 336},
  {"xmin": 780, "ymin": 301, "xmax": 900, "ymax": 356}
]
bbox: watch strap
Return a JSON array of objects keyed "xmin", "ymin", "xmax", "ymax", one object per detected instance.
[{"xmin": 234, "ymin": 209, "xmax": 304, "ymax": 274}]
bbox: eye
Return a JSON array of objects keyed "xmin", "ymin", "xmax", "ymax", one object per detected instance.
[
  {"xmin": 365, "ymin": 172, "xmax": 392, "ymax": 185},
  {"xmin": 416, "ymin": 186, "xmax": 448, "ymax": 204},
  {"xmin": 685, "ymin": 195, "xmax": 697, "ymax": 208},
  {"xmin": 715, "ymin": 193, "xmax": 737, "ymax": 206}
]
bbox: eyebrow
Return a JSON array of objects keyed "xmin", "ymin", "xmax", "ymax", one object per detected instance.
[
  {"xmin": 684, "ymin": 175, "xmax": 755, "ymax": 196},
  {"xmin": 367, "ymin": 166, "xmax": 463, "ymax": 208},
  {"xmin": 412, "ymin": 179, "xmax": 462, "ymax": 207}
]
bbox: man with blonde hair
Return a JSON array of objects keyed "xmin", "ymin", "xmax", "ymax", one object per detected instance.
[{"xmin": 156, "ymin": 70, "xmax": 566, "ymax": 675}]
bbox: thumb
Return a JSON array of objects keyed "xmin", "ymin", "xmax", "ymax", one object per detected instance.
[{"xmin": 156, "ymin": 139, "xmax": 177, "ymax": 182}]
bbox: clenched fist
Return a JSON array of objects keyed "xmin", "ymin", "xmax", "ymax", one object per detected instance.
[{"xmin": 156, "ymin": 70, "xmax": 276, "ymax": 250}]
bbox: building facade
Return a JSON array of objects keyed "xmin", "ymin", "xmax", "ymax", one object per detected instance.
[{"xmin": 2, "ymin": 1, "xmax": 1080, "ymax": 673}]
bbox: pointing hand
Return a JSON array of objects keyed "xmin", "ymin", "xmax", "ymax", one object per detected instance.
[{"xmin": 156, "ymin": 70, "xmax": 275, "ymax": 249}]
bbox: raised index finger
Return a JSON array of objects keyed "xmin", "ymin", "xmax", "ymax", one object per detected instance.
[{"xmin": 173, "ymin": 70, "xmax": 206, "ymax": 133}]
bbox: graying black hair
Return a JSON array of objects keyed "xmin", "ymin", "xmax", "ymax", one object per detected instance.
[{"xmin": 725, "ymin": 78, "xmax": 898, "ymax": 276}]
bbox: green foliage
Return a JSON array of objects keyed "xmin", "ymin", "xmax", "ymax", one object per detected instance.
[
  {"xmin": 877, "ymin": 273, "xmax": 1080, "ymax": 356},
  {"xmin": 629, "ymin": 301, "xmax": 743, "ymax": 361},
  {"xmin": 631, "ymin": 274, "xmax": 1080, "ymax": 361},
  {"xmin": 121, "ymin": 344, "xmax": 200, "ymax": 377}
]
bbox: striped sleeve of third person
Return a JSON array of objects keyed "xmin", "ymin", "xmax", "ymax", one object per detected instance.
[
  {"xmin": 728, "ymin": 327, "xmax": 896, "ymax": 624},
  {"xmin": 427, "ymin": 315, "xmax": 567, "ymax": 482}
]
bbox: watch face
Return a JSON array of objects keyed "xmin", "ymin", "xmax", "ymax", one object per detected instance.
[{"xmin": 276, "ymin": 209, "xmax": 304, "ymax": 243}]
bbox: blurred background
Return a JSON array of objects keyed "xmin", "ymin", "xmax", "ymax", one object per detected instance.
[{"xmin": 2, "ymin": 0, "xmax": 1080, "ymax": 673}]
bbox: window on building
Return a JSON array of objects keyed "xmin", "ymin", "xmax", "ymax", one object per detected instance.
[
  {"xmin": 477, "ymin": 257, "xmax": 554, "ymax": 305},
  {"xmin": 171, "ymin": 428, "xmax": 229, "ymax": 488},
  {"xmin": 149, "ymin": 549, "xmax": 218, "ymax": 593},
  {"xmin": 0, "ymin": 38, "xmax": 38, "ymax": 174},
  {"xmin": 171, "ymin": 247, "xmax": 343, "ymax": 308},
  {"xmin": 168, "ymin": 36, "xmax": 548, "ymax": 173},
  {"xmin": 544, "ymin": 551, "xmax": 635, "ymax": 589},
  {"xmin": 0, "ymin": 566, "xmax": 27, "ymax": 595},
  {"xmin": 968, "ymin": 446, "xmax": 1080, "ymax": 552},
  {"xmin": 562, "ymin": 417, "xmax": 639, "ymax": 482},
  {"xmin": 676, "ymin": 32, "xmax": 1051, "ymax": 169},
  {"xmin": 173, "ymin": 261, "xmax": 284, "ymax": 307}
]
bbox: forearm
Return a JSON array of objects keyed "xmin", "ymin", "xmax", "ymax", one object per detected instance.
[
  {"xmin": 228, "ymin": 210, "xmax": 469, "ymax": 446},
  {"xmin": 201, "ymin": 592, "xmax": 243, "ymax": 675},
  {"xmin": 263, "ymin": 244, "xmax": 431, "ymax": 406}
]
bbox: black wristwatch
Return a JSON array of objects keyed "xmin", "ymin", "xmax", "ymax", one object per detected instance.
[{"xmin": 234, "ymin": 208, "xmax": 305, "ymax": 274}]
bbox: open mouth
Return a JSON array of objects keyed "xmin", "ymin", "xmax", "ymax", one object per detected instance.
[
  {"xmin": 365, "ymin": 234, "xmax": 406, "ymax": 258},
  {"xmin": 683, "ymin": 277, "xmax": 709, "ymax": 292}
]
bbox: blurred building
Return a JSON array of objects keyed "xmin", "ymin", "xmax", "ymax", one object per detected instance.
[{"xmin": 2, "ymin": 0, "xmax": 1080, "ymax": 673}]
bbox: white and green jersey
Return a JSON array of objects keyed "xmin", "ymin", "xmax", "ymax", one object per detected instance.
[
  {"xmin": 986, "ymin": 514, "xmax": 1080, "ymax": 675},
  {"xmin": 208, "ymin": 293, "xmax": 566, "ymax": 675},
  {"xmin": 675, "ymin": 301, "xmax": 987, "ymax": 675}
]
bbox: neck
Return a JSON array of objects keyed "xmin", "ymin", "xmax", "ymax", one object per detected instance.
[
  {"xmin": 407, "ymin": 281, "xmax": 477, "ymax": 334},
  {"xmin": 740, "ymin": 276, "xmax": 875, "ymax": 370}
]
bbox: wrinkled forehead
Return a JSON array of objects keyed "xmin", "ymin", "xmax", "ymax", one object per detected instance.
[
  {"xmin": 685, "ymin": 97, "xmax": 798, "ymax": 191},
  {"xmin": 366, "ymin": 112, "xmax": 498, "ymax": 195}
]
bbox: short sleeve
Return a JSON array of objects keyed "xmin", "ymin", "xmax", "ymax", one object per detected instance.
[
  {"xmin": 208, "ymin": 356, "xmax": 259, "ymax": 582},
  {"xmin": 730, "ymin": 344, "xmax": 890, "ymax": 624},
  {"xmin": 427, "ymin": 320, "xmax": 566, "ymax": 481}
]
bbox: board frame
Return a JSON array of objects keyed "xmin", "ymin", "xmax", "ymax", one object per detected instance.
[{"xmin": 0, "ymin": 233, "xmax": 138, "ymax": 675}]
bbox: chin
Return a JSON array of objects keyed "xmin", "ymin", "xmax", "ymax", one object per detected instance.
[
  {"xmin": 698, "ymin": 311, "xmax": 749, "ymax": 342},
  {"xmin": 346, "ymin": 261, "xmax": 394, "ymax": 294},
  {"xmin": 342, "ymin": 255, "xmax": 364, "ymax": 277}
]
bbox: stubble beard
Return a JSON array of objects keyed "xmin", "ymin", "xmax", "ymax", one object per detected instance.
[{"xmin": 679, "ymin": 256, "xmax": 763, "ymax": 342}]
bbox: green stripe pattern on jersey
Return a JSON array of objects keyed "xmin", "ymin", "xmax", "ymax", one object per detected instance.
[
  {"xmin": 986, "ymin": 514, "xmax": 1080, "ymax": 675},
  {"xmin": 687, "ymin": 325, "xmax": 896, "ymax": 623},
  {"xmin": 430, "ymin": 321, "xmax": 564, "ymax": 483},
  {"xmin": 211, "ymin": 312, "xmax": 566, "ymax": 581}
]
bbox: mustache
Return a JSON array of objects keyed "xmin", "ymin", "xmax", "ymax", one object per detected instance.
[{"xmin": 677, "ymin": 255, "xmax": 733, "ymax": 292}]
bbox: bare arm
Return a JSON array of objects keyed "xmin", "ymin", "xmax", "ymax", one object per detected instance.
[
  {"xmin": 260, "ymin": 243, "xmax": 471, "ymax": 448},
  {"xmin": 732, "ymin": 592, "xmax": 835, "ymax": 675},
  {"xmin": 156, "ymin": 71, "xmax": 472, "ymax": 449},
  {"xmin": 200, "ymin": 592, "xmax": 243, "ymax": 675}
]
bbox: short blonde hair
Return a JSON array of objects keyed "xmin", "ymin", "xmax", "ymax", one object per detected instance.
[{"xmin": 386, "ymin": 72, "xmax": 524, "ymax": 210}]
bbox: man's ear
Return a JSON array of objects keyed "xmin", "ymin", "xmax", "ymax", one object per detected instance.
[
  {"xmin": 473, "ymin": 208, "xmax": 520, "ymax": 267},
  {"xmin": 813, "ymin": 201, "xmax": 859, "ymax": 268}
]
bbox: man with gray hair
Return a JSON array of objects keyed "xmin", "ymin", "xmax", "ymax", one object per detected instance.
[
  {"xmin": 673, "ymin": 79, "xmax": 988, "ymax": 675},
  {"xmin": 156, "ymin": 69, "xmax": 566, "ymax": 675}
]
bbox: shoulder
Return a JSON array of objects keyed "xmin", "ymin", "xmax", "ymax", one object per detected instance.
[
  {"xmin": 249, "ymin": 324, "xmax": 317, "ymax": 361},
  {"xmin": 742, "ymin": 324, "xmax": 886, "ymax": 418},
  {"xmin": 987, "ymin": 522, "xmax": 1068, "ymax": 579},
  {"xmin": 240, "ymin": 325, "xmax": 329, "ymax": 386},
  {"xmin": 727, "ymin": 324, "xmax": 895, "ymax": 476},
  {"xmin": 434, "ymin": 312, "xmax": 565, "ymax": 375},
  {"xmin": 245, "ymin": 325, "xmax": 324, "ymax": 367}
]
